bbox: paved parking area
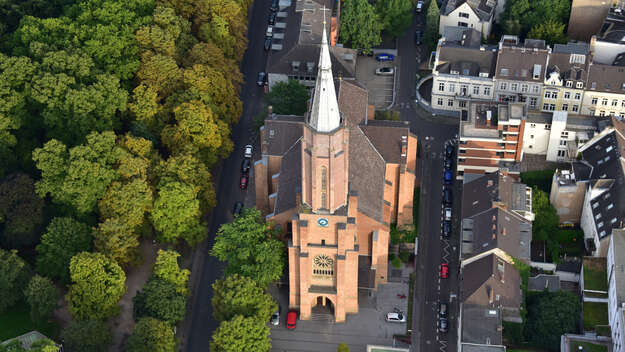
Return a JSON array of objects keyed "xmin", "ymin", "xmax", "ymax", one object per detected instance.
[
  {"xmin": 268, "ymin": 281, "xmax": 409, "ymax": 352},
  {"xmin": 355, "ymin": 56, "xmax": 397, "ymax": 110}
]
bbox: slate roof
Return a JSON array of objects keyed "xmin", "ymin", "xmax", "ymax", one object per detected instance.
[
  {"xmin": 495, "ymin": 38, "xmax": 549, "ymax": 82},
  {"xmin": 610, "ymin": 229, "xmax": 625, "ymax": 305},
  {"xmin": 572, "ymin": 161, "xmax": 593, "ymax": 181},
  {"xmin": 462, "ymin": 253, "xmax": 522, "ymax": 309},
  {"xmin": 338, "ymin": 79, "xmax": 368, "ymax": 127},
  {"xmin": 274, "ymin": 139, "xmax": 302, "ymax": 214},
  {"xmin": 262, "ymin": 116, "xmax": 304, "ymax": 156},
  {"xmin": 546, "ymin": 46, "xmax": 589, "ymax": 86},
  {"xmin": 442, "ymin": 0, "xmax": 497, "ymax": 21},
  {"xmin": 360, "ymin": 120, "xmax": 412, "ymax": 164},
  {"xmin": 587, "ymin": 63, "xmax": 625, "ymax": 93},
  {"xmin": 436, "ymin": 44, "xmax": 498, "ymax": 77},
  {"xmin": 460, "ymin": 304, "xmax": 503, "ymax": 346}
]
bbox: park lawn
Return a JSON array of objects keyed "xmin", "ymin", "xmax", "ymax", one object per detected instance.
[
  {"xmin": 570, "ymin": 341, "xmax": 608, "ymax": 352},
  {"xmin": 583, "ymin": 302, "xmax": 609, "ymax": 331},
  {"xmin": 520, "ymin": 169, "xmax": 555, "ymax": 193},
  {"xmin": 0, "ymin": 301, "xmax": 59, "ymax": 341}
]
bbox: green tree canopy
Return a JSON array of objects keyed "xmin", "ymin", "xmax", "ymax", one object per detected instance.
[
  {"xmin": 32, "ymin": 131, "xmax": 120, "ymax": 214},
  {"xmin": 527, "ymin": 20, "xmax": 567, "ymax": 45},
  {"xmin": 501, "ymin": 0, "xmax": 570, "ymax": 36},
  {"xmin": 375, "ymin": 0, "xmax": 413, "ymax": 37},
  {"xmin": 524, "ymin": 291, "xmax": 580, "ymax": 350},
  {"xmin": 152, "ymin": 249, "xmax": 190, "ymax": 296},
  {"xmin": 0, "ymin": 249, "xmax": 31, "ymax": 314},
  {"xmin": 133, "ymin": 278, "xmax": 187, "ymax": 325},
  {"xmin": 264, "ymin": 80, "xmax": 310, "ymax": 116},
  {"xmin": 35, "ymin": 217, "xmax": 92, "ymax": 283},
  {"xmin": 61, "ymin": 320, "xmax": 112, "ymax": 352},
  {"xmin": 532, "ymin": 187, "xmax": 559, "ymax": 242},
  {"xmin": 156, "ymin": 153, "xmax": 216, "ymax": 211},
  {"xmin": 93, "ymin": 218, "xmax": 140, "ymax": 267},
  {"xmin": 212, "ymin": 274, "xmax": 277, "ymax": 322},
  {"xmin": 339, "ymin": 0, "xmax": 382, "ymax": 52},
  {"xmin": 424, "ymin": 0, "xmax": 440, "ymax": 51},
  {"xmin": 211, "ymin": 208, "xmax": 285, "ymax": 287},
  {"xmin": 338, "ymin": 343, "xmax": 350, "ymax": 352},
  {"xmin": 0, "ymin": 173, "xmax": 44, "ymax": 248},
  {"xmin": 99, "ymin": 179, "xmax": 154, "ymax": 230},
  {"xmin": 210, "ymin": 315, "xmax": 271, "ymax": 352},
  {"xmin": 126, "ymin": 317, "xmax": 176, "ymax": 352},
  {"xmin": 66, "ymin": 252, "xmax": 126, "ymax": 320},
  {"xmin": 24, "ymin": 275, "xmax": 58, "ymax": 323}
]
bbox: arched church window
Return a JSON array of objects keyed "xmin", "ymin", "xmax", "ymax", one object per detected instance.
[
  {"xmin": 320, "ymin": 166, "xmax": 327, "ymax": 208},
  {"xmin": 312, "ymin": 254, "xmax": 334, "ymax": 278}
]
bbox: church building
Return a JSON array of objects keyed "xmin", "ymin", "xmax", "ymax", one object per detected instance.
[{"xmin": 254, "ymin": 24, "xmax": 418, "ymax": 322}]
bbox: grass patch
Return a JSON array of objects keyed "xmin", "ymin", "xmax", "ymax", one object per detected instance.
[
  {"xmin": 570, "ymin": 341, "xmax": 608, "ymax": 352},
  {"xmin": 583, "ymin": 302, "xmax": 609, "ymax": 331},
  {"xmin": 520, "ymin": 169, "xmax": 555, "ymax": 193},
  {"xmin": 596, "ymin": 325, "xmax": 611, "ymax": 337},
  {"xmin": 503, "ymin": 321, "xmax": 524, "ymax": 345},
  {"xmin": 0, "ymin": 301, "xmax": 59, "ymax": 341},
  {"xmin": 583, "ymin": 261, "xmax": 608, "ymax": 292}
]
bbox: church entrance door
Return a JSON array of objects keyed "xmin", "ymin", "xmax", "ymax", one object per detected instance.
[{"xmin": 311, "ymin": 296, "xmax": 334, "ymax": 319}]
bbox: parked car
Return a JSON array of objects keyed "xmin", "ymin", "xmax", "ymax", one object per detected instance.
[
  {"xmin": 270, "ymin": 0, "xmax": 279, "ymax": 11},
  {"xmin": 270, "ymin": 308, "xmax": 280, "ymax": 326},
  {"xmin": 375, "ymin": 67, "xmax": 394, "ymax": 75},
  {"xmin": 445, "ymin": 144, "xmax": 455, "ymax": 158},
  {"xmin": 443, "ymin": 188, "xmax": 452, "ymax": 206},
  {"xmin": 439, "ymin": 302, "xmax": 448, "ymax": 317},
  {"xmin": 444, "ymin": 170, "xmax": 453, "ymax": 185},
  {"xmin": 444, "ymin": 158, "xmax": 453, "ymax": 171},
  {"xmin": 286, "ymin": 310, "xmax": 297, "ymax": 329},
  {"xmin": 376, "ymin": 53, "xmax": 395, "ymax": 62},
  {"xmin": 264, "ymin": 37, "xmax": 272, "ymax": 51},
  {"xmin": 415, "ymin": 30, "xmax": 422, "ymax": 46},
  {"xmin": 240, "ymin": 174, "xmax": 248, "ymax": 189},
  {"xmin": 268, "ymin": 12, "xmax": 276, "ymax": 25},
  {"xmin": 257, "ymin": 72, "xmax": 266, "ymax": 86},
  {"xmin": 244, "ymin": 144, "xmax": 253, "ymax": 158},
  {"xmin": 440, "ymin": 263, "xmax": 449, "ymax": 278},
  {"xmin": 266, "ymin": 25, "xmax": 273, "ymax": 37},
  {"xmin": 385, "ymin": 312, "xmax": 407, "ymax": 323},
  {"xmin": 241, "ymin": 159, "xmax": 251, "ymax": 173},
  {"xmin": 444, "ymin": 207, "xmax": 452, "ymax": 221},
  {"xmin": 442, "ymin": 220, "xmax": 451, "ymax": 237},
  {"xmin": 439, "ymin": 317, "xmax": 449, "ymax": 333},
  {"xmin": 232, "ymin": 201, "xmax": 243, "ymax": 216},
  {"xmin": 416, "ymin": 0, "xmax": 424, "ymax": 12}
]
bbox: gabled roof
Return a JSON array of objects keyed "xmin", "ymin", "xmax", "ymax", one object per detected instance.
[
  {"xmin": 442, "ymin": 0, "xmax": 497, "ymax": 21},
  {"xmin": 360, "ymin": 120, "xmax": 412, "ymax": 164},
  {"xmin": 587, "ymin": 63, "xmax": 625, "ymax": 93},
  {"xmin": 436, "ymin": 44, "xmax": 498, "ymax": 77},
  {"xmin": 262, "ymin": 116, "xmax": 304, "ymax": 156},
  {"xmin": 338, "ymin": 79, "xmax": 368, "ymax": 127},
  {"xmin": 462, "ymin": 254, "xmax": 522, "ymax": 309},
  {"xmin": 274, "ymin": 139, "xmax": 302, "ymax": 214},
  {"xmin": 495, "ymin": 38, "xmax": 549, "ymax": 82}
]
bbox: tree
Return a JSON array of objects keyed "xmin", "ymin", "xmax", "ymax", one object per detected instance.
[
  {"xmin": 212, "ymin": 274, "xmax": 277, "ymax": 322},
  {"xmin": 0, "ymin": 249, "xmax": 30, "ymax": 314},
  {"xmin": 532, "ymin": 188, "xmax": 559, "ymax": 242},
  {"xmin": 93, "ymin": 218, "xmax": 140, "ymax": 267},
  {"xmin": 210, "ymin": 315, "xmax": 271, "ymax": 352},
  {"xmin": 527, "ymin": 20, "xmax": 567, "ymax": 45},
  {"xmin": 126, "ymin": 317, "xmax": 176, "ymax": 352},
  {"xmin": 137, "ymin": 53, "xmax": 183, "ymax": 98},
  {"xmin": 424, "ymin": 0, "xmax": 440, "ymax": 51},
  {"xmin": 524, "ymin": 291, "xmax": 580, "ymax": 350},
  {"xmin": 183, "ymin": 64, "xmax": 242, "ymax": 124},
  {"xmin": 24, "ymin": 275, "xmax": 58, "ymax": 323},
  {"xmin": 337, "ymin": 343, "xmax": 350, "ymax": 352},
  {"xmin": 133, "ymin": 278, "xmax": 187, "ymax": 325},
  {"xmin": 35, "ymin": 217, "xmax": 92, "ymax": 283},
  {"xmin": 151, "ymin": 181, "xmax": 207, "ymax": 245},
  {"xmin": 156, "ymin": 153, "xmax": 216, "ymax": 211},
  {"xmin": 211, "ymin": 208, "xmax": 285, "ymax": 287},
  {"xmin": 264, "ymin": 80, "xmax": 310, "ymax": 116},
  {"xmin": 61, "ymin": 320, "xmax": 112, "ymax": 352},
  {"xmin": 0, "ymin": 173, "xmax": 44, "ymax": 248},
  {"xmin": 339, "ymin": 0, "xmax": 382, "ymax": 52},
  {"xmin": 501, "ymin": 0, "xmax": 570, "ymax": 36},
  {"xmin": 161, "ymin": 100, "xmax": 222, "ymax": 156},
  {"xmin": 66, "ymin": 252, "xmax": 126, "ymax": 321},
  {"xmin": 375, "ymin": 0, "xmax": 413, "ymax": 37},
  {"xmin": 99, "ymin": 179, "xmax": 153, "ymax": 231},
  {"xmin": 153, "ymin": 250, "xmax": 190, "ymax": 296},
  {"xmin": 32, "ymin": 131, "xmax": 120, "ymax": 214}
]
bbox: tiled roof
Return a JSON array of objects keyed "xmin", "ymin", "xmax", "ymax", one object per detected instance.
[
  {"xmin": 461, "ymin": 304, "xmax": 503, "ymax": 346},
  {"xmin": 546, "ymin": 50, "xmax": 589, "ymax": 85},
  {"xmin": 442, "ymin": 0, "xmax": 497, "ymax": 21},
  {"xmin": 360, "ymin": 120, "xmax": 412, "ymax": 164},
  {"xmin": 338, "ymin": 79, "xmax": 368, "ymax": 127},
  {"xmin": 462, "ymin": 253, "xmax": 522, "ymax": 309},
  {"xmin": 274, "ymin": 139, "xmax": 302, "ymax": 214},
  {"xmin": 587, "ymin": 63, "xmax": 625, "ymax": 94},
  {"xmin": 436, "ymin": 45, "xmax": 498, "ymax": 77},
  {"xmin": 495, "ymin": 41, "xmax": 549, "ymax": 82},
  {"xmin": 262, "ymin": 116, "xmax": 304, "ymax": 156}
]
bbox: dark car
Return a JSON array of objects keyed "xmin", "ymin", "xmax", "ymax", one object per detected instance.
[
  {"xmin": 257, "ymin": 72, "xmax": 266, "ymax": 86},
  {"xmin": 268, "ymin": 12, "xmax": 276, "ymax": 25},
  {"xmin": 445, "ymin": 144, "xmax": 455, "ymax": 158},
  {"xmin": 439, "ymin": 317, "xmax": 449, "ymax": 333},
  {"xmin": 241, "ymin": 159, "xmax": 251, "ymax": 173},
  {"xmin": 376, "ymin": 53, "xmax": 395, "ymax": 62},
  {"xmin": 286, "ymin": 310, "xmax": 297, "ymax": 329},
  {"xmin": 444, "ymin": 170, "xmax": 453, "ymax": 185},
  {"xmin": 442, "ymin": 220, "xmax": 451, "ymax": 237},
  {"xmin": 443, "ymin": 188, "xmax": 452, "ymax": 206},
  {"xmin": 240, "ymin": 174, "xmax": 248, "ymax": 189},
  {"xmin": 444, "ymin": 158, "xmax": 453, "ymax": 171},
  {"xmin": 264, "ymin": 37, "xmax": 272, "ymax": 51},
  {"xmin": 415, "ymin": 30, "xmax": 422, "ymax": 46},
  {"xmin": 439, "ymin": 302, "xmax": 448, "ymax": 317},
  {"xmin": 233, "ymin": 202, "xmax": 243, "ymax": 216},
  {"xmin": 270, "ymin": 0, "xmax": 279, "ymax": 11}
]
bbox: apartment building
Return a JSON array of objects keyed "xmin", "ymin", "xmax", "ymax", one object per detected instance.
[
  {"xmin": 540, "ymin": 42, "xmax": 589, "ymax": 115},
  {"xmin": 457, "ymin": 102, "xmax": 525, "ymax": 177},
  {"xmin": 581, "ymin": 38, "xmax": 625, "ymax": 116},
  {"xmin": 550, "ymin": 163, "xmax": 592, "ymax": 225},
  {"xmin": 567, "ymin": 0, "xmax": 612, "ymax": 41},
  {"xmin": 494, "ymin": 36, "xmax": 550, "ymax": 111},
  {"xmin": 431, "ymin": 28, "xmax": 497, "ymax": 113},
  {"xmin": 608, "ymin": 229, "xmax": 625, "ymax": 352},
  {"xmin": 439, "ymin": 0, "xmax": 498, "ymax": 38}
]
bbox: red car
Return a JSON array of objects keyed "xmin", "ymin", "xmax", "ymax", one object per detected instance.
[
  {"xmin": 286, "ymin": 310, "xmax": 297, "ymax": 329},
  {"xmin": 240, "ymin": 175, "xmax": 248, "ymax": 189},
  {"xmin": 440, "ymin": 263, "xmax": 449, "ymax": 279}
]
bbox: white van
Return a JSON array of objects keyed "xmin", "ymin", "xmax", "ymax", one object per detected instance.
[{"xmin": 416, "ymin": 0, "xmax": 424, "ymax": 12}]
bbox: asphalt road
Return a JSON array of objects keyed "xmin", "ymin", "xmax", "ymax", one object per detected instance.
[{"xmin": 183, "ymin": 0, "xmax": 270, "ymax": 349}]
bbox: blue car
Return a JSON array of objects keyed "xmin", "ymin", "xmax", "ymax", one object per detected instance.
[
  {"xmin": 444, "ymin": 170, "xmax": 453, "ymax": 185},
  {"xmin": 376, "ymin": 53, "xmax": 395, "ymax": 62}
]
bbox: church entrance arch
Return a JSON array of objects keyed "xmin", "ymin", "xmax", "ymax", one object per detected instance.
[{"xmin": 311, "ymin": 295, "xmax": 334, "ymax": 316}]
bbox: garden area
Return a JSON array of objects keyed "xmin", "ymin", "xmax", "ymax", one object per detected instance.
[
  {"xmin": 520, "ymin": 169, "xmax": 555, "ymax": 193},
  {"xmin": 569, "ymin": 341, "xmax": 608, "ymax": 352},
  {"xmin": 583, "ymin": 259, "xmax": 608, "ymax": 293},
  {"xmin": 389, "ymin": 186, "xmax": 420, "ymax": 269},
  {"xmin": 0, "ymin": 300, "xmax": 58, "ymax": 341},
  {"xmin": 583, "ymin": 302, "xmax": 608, "ymax": 331}
]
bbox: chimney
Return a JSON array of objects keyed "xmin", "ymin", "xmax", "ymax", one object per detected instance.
[
  {"xmin": 488, "ymin": 286, "xmax": 494, "ymax": 303},
  {"xmin": 487, "ymin": 110, "xmax": 492, "ymax": 122}
]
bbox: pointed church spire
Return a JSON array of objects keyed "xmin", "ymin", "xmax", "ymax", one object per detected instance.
[{"xmin": 308, "ymin": 12, "xmax": 341, "ymax": 132}]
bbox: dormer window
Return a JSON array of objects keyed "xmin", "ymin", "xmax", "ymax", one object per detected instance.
[
  {"xmin": 591, "ymin": 82, "xmax": 597, "ymax": 89},
  {"xmin": 450, "ymin": 69, "xmax": 460, "ymax": 74},
  {"xmin": 292, "ymin": 61, "xmax": 301, "ymax": 71},
  {"xmin": 576, "ymin": 82, "xmax": 583, "ymax": 89},
  {"xmin": 533, "ymin": 64, "xmax": 542, "ymax": 79},
  {"xmin": 500, "ymin": 68, "xmax": 510, "ymax": 76},
  {"xmin": 566, "ymin": 81, "xmax": 573, "ymax": 87}
]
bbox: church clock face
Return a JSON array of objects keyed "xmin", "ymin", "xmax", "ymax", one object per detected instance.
[{"xmin": 314, "ymin": 254, "xmax": 334, "ymax": 268}]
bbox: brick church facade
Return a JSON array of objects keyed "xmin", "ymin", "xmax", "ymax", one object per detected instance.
[{"xmin": 254, "ymin": 25, "xmax": 418, "ymax": 322}]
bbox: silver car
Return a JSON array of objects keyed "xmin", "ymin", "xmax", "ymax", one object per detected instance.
[
  {"xmin": 270, "ymin": 309, "xmax": 280, "ymax": 326},
  {"xmin": 385, "ymin": 312, "xmax": 406, "ymax": 323},
  {"xmin": 375, "ymin": 67, "xmax": 394, "ymax": 76}
]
